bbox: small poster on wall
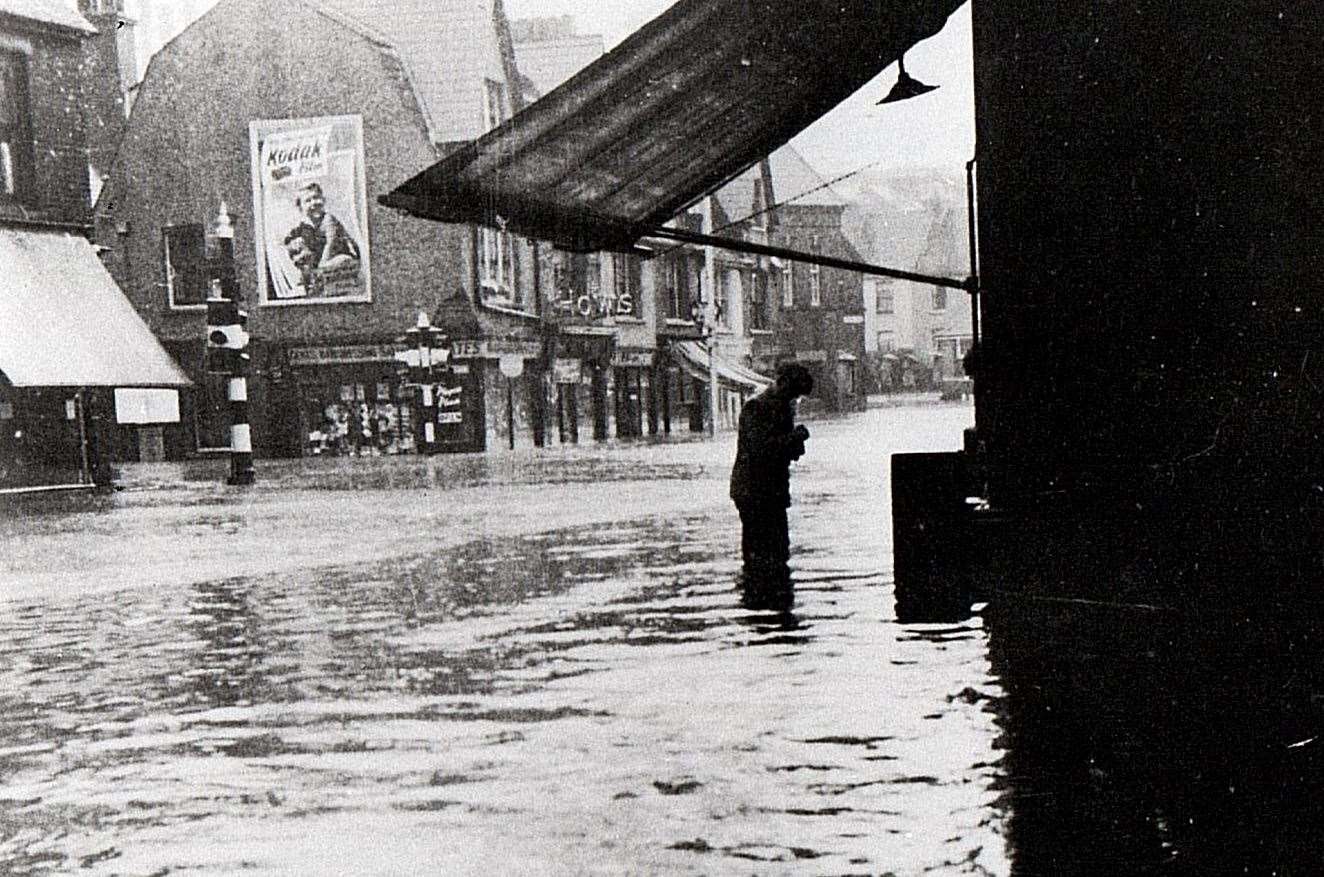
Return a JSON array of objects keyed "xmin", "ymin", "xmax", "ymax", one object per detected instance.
[{"xmin": 250, "ymin": 115, "xmax": 371, "ymax": 305}]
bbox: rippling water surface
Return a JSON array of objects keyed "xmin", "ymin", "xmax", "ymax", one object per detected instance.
[{"xmin": 0, "ymin": 405, "xmax": 990, "ymax": 874}]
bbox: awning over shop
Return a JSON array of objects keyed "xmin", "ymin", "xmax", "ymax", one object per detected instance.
[
  {"xmin": 672, "ymin": 340, "xmax": 771, "ymax": 393},
  {"xmin": 0, "ymin": 226, "xmax": 193, "ymax": 389},
  {"xmin": 381, "ymin": 0, "xmax": 965, "ymax": 255}
]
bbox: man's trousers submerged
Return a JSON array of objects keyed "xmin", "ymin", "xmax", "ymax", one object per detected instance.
[{"xmin": 737, "ymin": 502, "xmax": 790, "ymax": 573}]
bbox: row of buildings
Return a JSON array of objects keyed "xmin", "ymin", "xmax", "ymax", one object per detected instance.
[{"xmin": 2, "ymin": 0, "xmax": 883, "ymax": 483}]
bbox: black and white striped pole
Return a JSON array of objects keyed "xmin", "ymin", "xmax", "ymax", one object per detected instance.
[{"xmin": 205, "ymin": 202, "xmax": 255, "ymax": 485}]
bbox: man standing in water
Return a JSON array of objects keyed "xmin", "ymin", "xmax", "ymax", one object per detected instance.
[{"xmin": 730, "ymin": 363, "xmax": 814, "ymax": 585}]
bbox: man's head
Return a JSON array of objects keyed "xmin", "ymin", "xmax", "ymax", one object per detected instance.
[
  {"xmin": 295, "ymin": 182, "xmax": 326, "ymax": 224},
  {"xmin": 774, "ymin": 363, "xmax": 814, "ymax": 399},
  {"xmin": 284, "ymin": 229, "xmax": 315, "ymax": 277}
]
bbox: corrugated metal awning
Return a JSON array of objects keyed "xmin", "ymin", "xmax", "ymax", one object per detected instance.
[
  {"xmin": 0, "ymin": 227, "xmax": 193, "ymax": 388},
  {"xmin": 381, "ymin": 0, "xmax": 965, "ymax": 254},
  {"xmin": 672, "ymin": 340, "xmax": 771, "ymax": 393}
]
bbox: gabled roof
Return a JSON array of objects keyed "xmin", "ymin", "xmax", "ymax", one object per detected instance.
[
  {"xmin": 767, "ymin": 146, "xmax": 846, "ymax": 209},
  {"xmin": 312, "ymin": 0, "xmax": 511, "ymax": 143},
  {"xmin": 0, "ymin": 0, "xmax": 95, "ymax": 34}
]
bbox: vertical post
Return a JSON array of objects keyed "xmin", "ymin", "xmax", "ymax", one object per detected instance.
[
  {"xmin": 506, "ymin": 377, "xmax": 515, "ymax": 450},
  {"xmin": 74, "ymin": 389, "xmax": 92, "ymax": 485},
  {"xmin": 207, "ymin": 201, "xmax": 255, "ymax": 485},
  {"xmin": 701, "ymin": 195, "xmax": 720, "ymax": 436}
]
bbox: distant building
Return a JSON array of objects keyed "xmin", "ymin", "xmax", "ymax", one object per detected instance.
[{"xmin": 94, "ymin": 0, "xmax": 550, "ymax": 458}]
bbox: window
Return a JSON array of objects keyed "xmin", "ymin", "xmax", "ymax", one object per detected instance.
[
  {"xmin": 809, "ymin": 235, "xmax": 822, "ymax": 306},
  {"xmin": 483, "ymin": 79, "xmax": 508, "ymax": 132},
  {"xmin": 748, "ymin": 269, "xmax": 769, "ymax": 331},
  {"xmin": 478, "ymin": 225, "xmax": 522, "ymax": 308},
  {"xmin": 163, "ymin": 223, "xmax": 209, "ymax": 308},
  {"xmin": 0, "ymin": 49, "xmax": 33, "ymax": 201},
  {"xmin": 782, "ymin": 262, "xmax": 794, "ymax": 308},
  {"xmin": 876, "ymin": 286, "xmax": 894, "ymax": 314},
  {"xmin": 664, "ymin": 254, "xmax": 695, "ymax": 320},
  {"xmin": 931, "ymin": 286, "xmax": 948, "ymax": 311},
  {"xmin": 611, "ymin": 255, "xmax": 641, "ymax": 318}
]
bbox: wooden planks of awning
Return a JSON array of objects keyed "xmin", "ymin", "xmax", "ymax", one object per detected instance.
[{"xmin": 380, "ymin": 0, "xmax": 966, "ymax": 255}]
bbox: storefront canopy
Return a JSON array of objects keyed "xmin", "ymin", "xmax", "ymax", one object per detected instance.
[
  {"xmin": 0, "ymin": 226, "xmax": 193, "ymax": 389},
  {"xmin": 381, "ymin": 0, "xmax": 965, "ymax": 255},
  {"xmin": 672, "ymin": 340, "xmax": 771, "ymax": 393}
]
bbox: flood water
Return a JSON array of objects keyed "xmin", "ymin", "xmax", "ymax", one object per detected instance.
[{"xmin": 2, "ymin": 403, "xmax": 1323, "ymax": 875}]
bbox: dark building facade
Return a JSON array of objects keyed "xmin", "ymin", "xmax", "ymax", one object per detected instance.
[
  {"xmin": 0, "ymin": 2, "xmax": 189, "ymax": 490},
  {"xmin": 94, "ymin": 0, "xmax": 555, "ymax": 459}
]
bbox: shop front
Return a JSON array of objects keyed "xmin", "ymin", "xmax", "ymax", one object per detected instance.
[
  {"xmin": 669, "ymin": 340, "xmax": 771, "ymax": 431},
  {"xmin": 280, "ymin": 343, "xmax": 419, "ymax": 456},
  {"xmin": 451, "ymin": 337, "xmax": 545, "ymax": 452},
  {"xmin": 0, "ymin": 226, "xmax": 192, "ymax": 492},
  {"xmin": 550, "ymin": 328, "xmax": 614, "ymax": 444},
  {"xmin": 611, "ymin": 347, "xmax": 657, "ymax": 439}
]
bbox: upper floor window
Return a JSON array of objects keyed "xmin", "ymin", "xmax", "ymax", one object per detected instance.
[
  {"xmin": 611, "ymin": 255, "xmax": 641, "ymax": 318},
  {"xmin": 781, "ymin": 262, "xmax": 794, "ymax": 308},
  {"xmin": 88, "ymin": 0, "xmax": 126, "ymax": 13},
  {"xmin": 876, "ymin": 286, "xmax": 894, "ymax": 314},
  {"xmin": 809, "ymin": 235, "xmax": 822, "ymax": 307},
  {"xmin": 663, "ymin": 253, "xmax": 696, "ymax": 321},
  {"xmin": 748, "ymin": 269, "xmax": 770, "ymax": 331},
  {"xmin": 483, "ymin": 79, "xmax": 509, "ymax": 132},
  {"xmin": 0, "ymin": 49, "xmax": 34, "ymax": 202},
  {"xmin": 478, "ymin": 224, "xmax": 523, "ymax": 309},
  {"xmin": 931, "ymin": 286, "xmax": 948, "ymax": 311},
  {"xmin": 162, "ymin": 223, "xmax": 209, "ymax": 308}
]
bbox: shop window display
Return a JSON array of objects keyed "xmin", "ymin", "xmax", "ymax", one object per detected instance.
[{"xmin": 305, "ymin": 381, "xmax": 416, "ymax": 456}]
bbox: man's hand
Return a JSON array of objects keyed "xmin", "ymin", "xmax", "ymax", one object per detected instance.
[{"xmin": 793, "ymin": 424, "xmax": 810, "ymax": 442}]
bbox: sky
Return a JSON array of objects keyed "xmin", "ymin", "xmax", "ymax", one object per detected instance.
[
  {"xmin": 127, "ymin": 0, "xmax": 974, "ymax": 184},
  {"xmin": 503, "ymin": 0, "xmax": 976, "ymax": 182}
]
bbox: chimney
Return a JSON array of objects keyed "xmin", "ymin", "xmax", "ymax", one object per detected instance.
[{"xmin": 78, "ymin": 0, "xmax": 138, "ymax": 199}]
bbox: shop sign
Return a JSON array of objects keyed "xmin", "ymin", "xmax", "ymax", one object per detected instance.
[
  {"xmin": 450, "ymin": 338, "xmax": 542, "ymax": 359},
  {"xmin": 795, "ymin": 349, "xmax": 828, "ymax": 363},
  {"xmin": 289, "ymin": 344, "xmax": 397, "ymax": 366},
  {"xmin": 611, "ymin": 349, "xmax": 654, "ymax": 368},
  {"xmin": 843, "ymin": 314, "xmax": 865, "ymax": 324},
  {"xmin": 553, "ymin": 358, "xmax": 582, "ymax": 384},
  {"xmin": 437, "ymin": 411, "xmax": 463, "ymax": 424}
]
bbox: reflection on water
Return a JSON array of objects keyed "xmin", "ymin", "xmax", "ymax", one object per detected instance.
[
  {"xmin": 0, "ymin": 408, "xmax": 1015, "ymax": 874},
  {"xmin": 987, "ymin": 598, "xmax": 1324, "ymax": 875}
]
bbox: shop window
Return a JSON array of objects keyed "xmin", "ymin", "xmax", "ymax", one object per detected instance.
[
  {"xmin": 163, "ymin": 223, "xmax": 209, "ymax": 308},
  {"xmin": 931, "ymin": 286, "xmax": 948, "ymax": 311},
  {"xmin": 0, "ymin": 49, "xmax": 34, "ymax": 202},
  {"xmin": 748, "ymin": 269, "xmax": 770, "ymax": 331},
  {"xmin": 782, "ymin": 262, "xmax": 794, "ymax": 308}
]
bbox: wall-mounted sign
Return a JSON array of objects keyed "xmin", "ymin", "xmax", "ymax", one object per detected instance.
[
  {"xmin": 553, "ymin": 358, "xmax": 582, "ymax": 384},
  {"xmin": 450, "ymin": 338, "xmax": 543, "ymax": 360},
  {"xmin": 498, "ymin": 354, "xmax": 525, "ymax": 378},
  {"xmin": 842, "ymin": 314, "xmax": 865, "ymax": 324},
  {"xmin": 795, "ymin": 349, "xmax": 828, "ymax": 363},
  {"xmin": 611, "ymin": 349, "xmax": 655, "ymax": 368},
  {"xmin": 288, "ymin": 344, "xmax": 397, "ymax": 366},
  {"xmin": 251, "ymin": 115, "xmax": 371, "ymax": 305}
]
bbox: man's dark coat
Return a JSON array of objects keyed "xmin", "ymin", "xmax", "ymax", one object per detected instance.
[{"xmin": 729, "ymin": 390, "xmax": 805, "ymax": 510}]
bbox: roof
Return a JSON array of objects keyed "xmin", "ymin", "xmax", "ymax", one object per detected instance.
[
  {"xmin": 382, "ymin": 0, "xmax": 963, "ymax": 253},
  {"xmin": 0, "ymin": 0, "xmax": 94, "ymax": 33},
  {"xmin": 767, "ymin": 146, "xmax": 846, "ymax": 208},
  {"xmin": 0, "ymin": 227, "xmax": 192, "ymax": 388},
  {"xmin": 311, "ymin": 0, "xmax": 511, "ymax": 143},
  {"xmin": 512, "ymin": 32, "xmax": 606, "ymax": 98}
]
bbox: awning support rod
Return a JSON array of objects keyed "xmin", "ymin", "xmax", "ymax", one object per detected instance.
[{"xmin": 642, "ymin": 225, "xmax": 974, "ymax": 291}]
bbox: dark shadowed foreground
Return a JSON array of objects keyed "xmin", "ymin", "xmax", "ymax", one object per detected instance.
[{"xmin": 3, "ymin": 404, "xmax": 1322, "ymax": 875}]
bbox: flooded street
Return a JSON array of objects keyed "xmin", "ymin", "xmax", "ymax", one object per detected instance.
[{"xmin": 4, "ymin": 402, "xmax": 1323, "ymax": 875}]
